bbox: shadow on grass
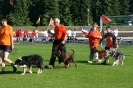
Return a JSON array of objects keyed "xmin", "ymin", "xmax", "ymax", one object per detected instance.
[{"xmin": 76, "ymin": 60, "xmax": 111, "ymax": 66}]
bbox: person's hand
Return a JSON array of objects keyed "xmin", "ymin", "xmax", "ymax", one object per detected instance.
[
  {"xmin": 12, "ymin": 45, "xmax": 14, "ymax": 50},
  {"xmin": 96, "ymin": 36, "xmax": 102, "ymax": 39},
  {"xmin": 61, "ymin": 40, "xmax": 65, "ymax": 44}
]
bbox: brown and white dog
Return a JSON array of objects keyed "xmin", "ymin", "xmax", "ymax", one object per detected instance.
[
  {"xmin": 54, "ymin": 49, "xmax": 77, "ymax": 68},
  {"xmin": 92, "ymin": 47, "xmax": 109, "ymax": 63}
]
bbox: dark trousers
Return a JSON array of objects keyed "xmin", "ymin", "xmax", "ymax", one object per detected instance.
[{"xmin": 49, "ymin": 40, "xmax": 66, "ymax": 67}]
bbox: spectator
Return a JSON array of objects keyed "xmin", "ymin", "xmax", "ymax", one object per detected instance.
[
  {"xmin": 67, "ymin": 28, "xmax": 72, "ymax": 42},
  {"xmin": 31, "ymin": 30, "xmax": 36, "ymax": 42},
  {"xmin": 82, "ymin": 23, "xmax": 102, "ymax": 63},
  {"xmin": 101, "ymin": 26, "xmax": 117, "ymax": 65},
  {"xmin": 46, "ymin": 18, "xmax": 68, "ymax": 68},
  {"xmin": 35, "ymin": 28, "xmax": 39, "ymax": 42},
  {"xmin": 18, "ymin": 29, "xmax": 23, "ymax": 42},
  {"xmin": 113, "ymin": 28, "xmax": 118, "ymax": 37},
  {"xmin": 23, "ymin": 29, "xmax": 29, "ymax": 42},
  {"xmin": 0, "ymin": 17, "xmax": 17, "ymax": 74},
  {"xmin": 42, "ymin": 29, "xmax": 49, "ymax": 42},
  {"xmin": 72, "ymin": 29, "xmax": 76, "ymax": 39},
  {"xmin": 15, "ymin": 29, "xmax": 19, "ymax": 42},
  {"xmin": 24, "ymin": 29, "xmax": 29, "ymax": 37}
]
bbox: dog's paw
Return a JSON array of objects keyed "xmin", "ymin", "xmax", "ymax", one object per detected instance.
[
  {"xmin": 21, "ymin": 73, "xmax": 25, "ymax": 75},
  {"xmin": 29, "ymin": 71, "xmax": 32, "ymax": 74}
]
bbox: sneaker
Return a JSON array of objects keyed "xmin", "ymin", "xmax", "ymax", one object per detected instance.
[
  {"xmin": 88, "ymin": 61, "xmax": 93, "ymax": 63},
  {"xmin": 45, "ymin": 65, "xmax": 53, "ymax": 69}
]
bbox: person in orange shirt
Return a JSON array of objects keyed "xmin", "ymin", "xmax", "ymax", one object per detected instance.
[
  {"xmin": 82, "ymin": 23, "xmax": 102, "ymax": 63},
  {"xmin": 101, "ymin": 26, "xmax": 117, "ymax": 64},
  {"xmin": 0, "ymin": 17, "xmax": 17, "ymax": 74},
  {"xmin": 46, "ymin": 18, "xmax": 67, "ymax": 68}
]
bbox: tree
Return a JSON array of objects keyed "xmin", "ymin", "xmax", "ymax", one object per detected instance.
[
  {"xmin": 58, "ymin": 0, "xmax": 73, "ymax": 26},
  {"xmin": 41, "ymin": 0, "xmax": 59, "ymax": 26},
  {"xmin": 0, "ymin": 0, "xmax": 13, "ymax": 17},
  {"xmin": 119, "ymin": 0, "xmax": 130, "ymax": 15},
  {"xmin": 70, "ymin": 0, "xmax": 90, "ymax": 26},
  {"xmin": 129, "ymin": 0, "xmax": 133, "ymax": 14},
  {"xmin": 8, "ymin": 0, "xmax": 32, "ymax": 26}
]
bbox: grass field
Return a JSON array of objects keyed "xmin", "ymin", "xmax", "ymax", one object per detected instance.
[{"xmin": 0, "ymin": 43, "xmax": 133, "ymax": 88}]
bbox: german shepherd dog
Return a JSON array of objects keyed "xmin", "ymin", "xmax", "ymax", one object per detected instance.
[{"xmin": 110, "ymin": 50, "xmax": 125, "ymax": 66}]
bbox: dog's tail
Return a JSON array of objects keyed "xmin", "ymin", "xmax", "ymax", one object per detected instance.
[{"xmin": 71, "ymin": 49, "xmax": 74, "ymax": 55}]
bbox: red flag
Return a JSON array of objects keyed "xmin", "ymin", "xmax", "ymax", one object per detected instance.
[
  {"xmin": 49, "ymin": 18, "xmax": 55, "ymax": 27},
  {"xmin": 102, "ymin": 14, "xmax": 112, "ymax": 22}
]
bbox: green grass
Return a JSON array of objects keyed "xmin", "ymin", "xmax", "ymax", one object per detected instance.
[{"xmin": 0, "ymin": 43, "xmax": 133, "ymax": 88}]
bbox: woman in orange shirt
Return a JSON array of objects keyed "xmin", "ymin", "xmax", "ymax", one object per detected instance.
[
  {"xmin": 0, "ymin": 17, "xmax": 17, "ymax": 74},
  {"xmin": 83, "ymin": 23, "xmax": 102, "ymax": 63}
]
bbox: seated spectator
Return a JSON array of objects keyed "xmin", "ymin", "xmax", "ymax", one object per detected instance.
[
  {"xmin": 42, "ymin": 29, "xmax": 49, "ymax": 42},
  {"xmin": 31, "ymin": 30, "xmax": 36, "ymax": 42},
  {"xmin": 18, "ymin": 29, "xmax": 23, "ymax": 42},
  {"xmin": 72, "ymin": 29, "xmax": 77, "ymax": 39},
  {"xmin": 15, "ymin": 29, "xmax": 19, "ymax": 42}
]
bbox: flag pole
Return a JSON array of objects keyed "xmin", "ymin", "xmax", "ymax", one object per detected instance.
[{"xmin": 100, "ymin": 16, "xmax": 103, "ymax": 29}]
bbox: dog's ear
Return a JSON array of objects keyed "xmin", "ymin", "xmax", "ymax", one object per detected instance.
[{"xmin": 18, "ymin": 57, "xmax": 22, "ymax": 61}]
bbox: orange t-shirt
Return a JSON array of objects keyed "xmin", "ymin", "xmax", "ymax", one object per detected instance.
[
  {"xmin": 54, "ymin": 24, "xmax": 67, "ymax": 40},
  {"xmin": 0, "ymin": 25, "xmax": 13, "ymax": 46},
  {"xmin": 88, "ymin": 30, "xmax": 102, "ymax": 47}
]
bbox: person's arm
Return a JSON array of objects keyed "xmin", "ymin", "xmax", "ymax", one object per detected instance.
[
  {"xmin": 11, "ymin": 36, "xmax": 14, "ymax": 49},
  {"xmin": 10, "ymin": 27, "xmax": 14, "ymax": 49},
  {"xmin": 112, "ymin": 35, "xmax": 117, "ymax": 48},
  {"xmin": 61, "ymin": 26, "xmax": 67, "ymax": 44},
  {"xmin": 47, "ymin": 30, "xmax": 54, "ymax": 35}
]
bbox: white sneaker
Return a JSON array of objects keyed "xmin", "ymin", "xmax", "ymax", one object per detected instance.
[
  {"xmin": 88, "ymin": 61, "xmax": 93, "ymax": 63},
  {"xmin": 45, "ymin": 65, "xmax": 53, "ymax": 69}
]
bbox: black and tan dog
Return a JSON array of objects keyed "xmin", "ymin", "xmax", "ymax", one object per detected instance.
[
  {"xmin": 54, "ymin": 49, "xmax": 77, "ymax": 68},
  {"xmin": 15, "ymin": 54, "xmax": 44, "ymax": 75}
]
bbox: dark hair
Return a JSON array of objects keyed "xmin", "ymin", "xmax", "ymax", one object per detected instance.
[
  {"xmin": 93, "ymin": 22, "xmax": 98, "ymax": 26},
  {"xmin": 1, "ymin": 17, "xmax": 7, "ymax": 21},
  {"xmin": 106, "ymin": 26, "xmax": 111, "ymax": 30}
]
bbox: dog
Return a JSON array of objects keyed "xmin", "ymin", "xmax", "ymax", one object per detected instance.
[
  {"xmin": 110, "ymin": 50, "xmax": 125, "ymax": 66},
  {"xmin": 54, "ymin": 49, "xmax": 77, "ymax": 68},
  {"xmin": 15, "ymin": 54, "xmax": 44, "ymax": 75},
  {"xmin": 92, "ymin": 47, "xmax": 106, "ymax": 62},
  {"xmin": 92, "ymin": 47, "xmax": 109, "ymax": 63}
]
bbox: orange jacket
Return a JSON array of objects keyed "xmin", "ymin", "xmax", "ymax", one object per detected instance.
[
  {"xmin": 0, "ymin": 25, "xmax": 13, "ymax": 46},
  {"xmin": 88, "ymin": 30, "xmax": 102, "ymax": 47},
  {"xmin": 54, "ymin": 24, "xmax": 67, "ymax": 40}
]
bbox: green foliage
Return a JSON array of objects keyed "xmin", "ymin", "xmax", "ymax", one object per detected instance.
[
  {"xmin": 0, "ymin": 0, "xmax": 132, "ymax": 26},
  {"xmin": 129, "ymin": 0, "xmax": 133, "ymax": 13},
  {"xmin": 8, "ymin": 0, "xmax": 32, "ymax": 26}
]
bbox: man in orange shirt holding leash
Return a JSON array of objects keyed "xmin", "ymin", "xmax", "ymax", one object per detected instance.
[
  {"xmin": 46, "ymin": 18, "xmax": 68, "ymax": 68},
  {"xmin": 0, "ymin": 17, "xmax": 17, "ymax": 74}
]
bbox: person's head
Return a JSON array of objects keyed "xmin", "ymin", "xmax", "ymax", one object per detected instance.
[
  {"xmin": 90, "ymin": 22, "xmax": 98, "ymax": 31},
  {"xmin": 115, "ymin": 28, "xmax": 118, "ymax": 30},
  {"xmin": 106, "ymin": 26, "xmax": 112, "ymax": 33},
  {"xmin": 1, "ymin": 17, "xmax": 8, "ymax": 26},
  {"xmin": 93, "ymin": 22, "xmax": 98, "ymax": 28},
  {"xmin": 54, "ymin": 18, "xmax": 60, "ymax": 26}
]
